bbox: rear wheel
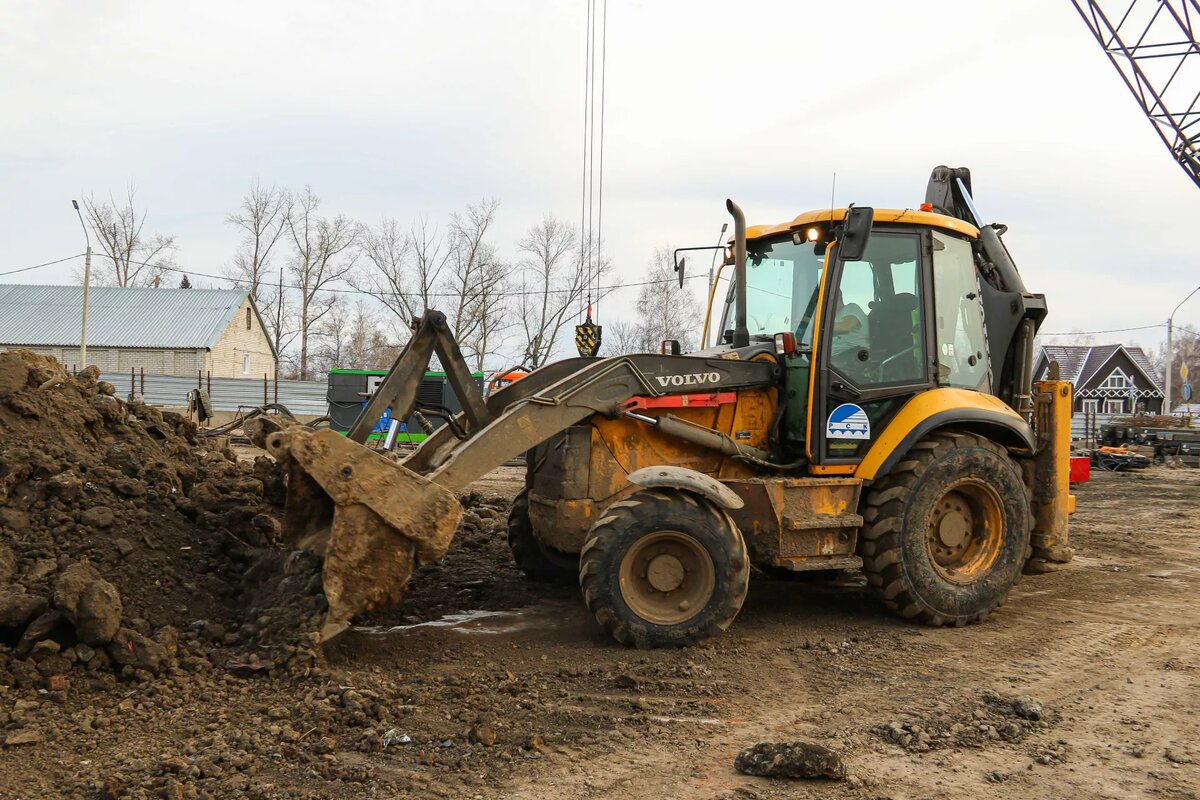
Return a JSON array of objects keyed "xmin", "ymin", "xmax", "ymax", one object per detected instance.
[
  {"xmin": 580, "ymin": 488, "xmax": 749, "ymax": 648},
  {"xmin": 859, "ymin": 431, "xmax": 1031, "ymax": 626},
  {"xmin": 508, "ymin": 491, "xmax": 578, "ymax": 584}
]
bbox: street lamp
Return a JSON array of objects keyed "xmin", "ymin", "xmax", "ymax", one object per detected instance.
[
  {"xmin": 1166, "ymin": 284, "xmax": 1200, "ymax": 414},
  {"xmin": 705, "ymin": 222, "xmax": 728, "ymax": 348},
  {"xmin": 71, "ymin": 200, "xmax": 92, "ymax": 368}
]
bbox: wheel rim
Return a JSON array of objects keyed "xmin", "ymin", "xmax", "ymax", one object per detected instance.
[
  {"xmin": 924, "ymin": 479, "xmax": 1005, "ymax": 585},
  {"xmin": 618, "ymin": 530, "xmax": 716, "ymax": 625}
]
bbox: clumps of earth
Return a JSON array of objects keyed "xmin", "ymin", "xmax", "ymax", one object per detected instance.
[
  {"xmin": 0, "ymin": 350, "xmax": 528, "ymax": 799},
  {"xmin": 875, "ymin": 691, "xmax": 1053, "ymax": 752},
  {"xmin": 0, "ymin": 349, "xmax": 318, "ymax": 694}
]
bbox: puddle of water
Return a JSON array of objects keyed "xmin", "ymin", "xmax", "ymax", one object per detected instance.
[{"xmin": 353, "ymin": 603, "xmax": 569, "ymax": 636}]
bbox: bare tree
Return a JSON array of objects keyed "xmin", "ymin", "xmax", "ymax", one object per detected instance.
[
  {"xmin": 285, "ymin": 186, "xmax": 358, "ymax": 379},
  {"xmin": 628, "ymin": 247, "xmax": 705, "ymax": 352},
  {"xmin": 443, "ymin": 199, "xmax": 510, "ymax": 370},
  {"xmin": 226, "ymin": 180, "xmax": 288, "ymax": 303},
  {"xmin": 227, "ymin": 182, "xmax": 290, "ymax": 368},
  {"xmin": 602, "ymin": 319, "xmax": 645, "ymax": 355},
  {"xmin": 469, "ymin": 258, "xmax": 512, "ymax": 371},
  {"xmin": 408, "ymin": 217, "xmax": 450, "ymax": 320},
  {"xmin": 312, "ymin": 298, "xmax": 394, "ymax": 376},
  {"xmin": 81, "ymin": 184, "xmax": 177, "ymax": 287},
  {"xmin": 514, "ymin": 215, "xmax": 609, "ymax": 369},
  {"xmin": 352, "ymin": 216, "xmax": 449, "ymax": 336},
  {"xmin": 266, "ymin": 267, "xmax": 301, "ymax": 379}
]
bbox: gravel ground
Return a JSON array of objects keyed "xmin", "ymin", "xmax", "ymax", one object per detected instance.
[{"xmin": 1, "ymin": 350, "xmax": 1197, "ymax": 798}]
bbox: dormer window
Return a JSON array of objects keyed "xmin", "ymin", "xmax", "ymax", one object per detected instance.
[{"xmin": 1099, "ymin": 368, "xmax": 1132, "ymax": 390}]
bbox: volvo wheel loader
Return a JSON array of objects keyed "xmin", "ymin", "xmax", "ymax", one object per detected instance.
[{"xmin": 261, "ymin": 165, "xmax": 1075, "ymax": 647}]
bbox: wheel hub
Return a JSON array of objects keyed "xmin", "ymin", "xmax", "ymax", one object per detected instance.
[
  {"xmin": 646, "ymin": 553, "xmax": 685, "ymax": 592},
  {"xmin": 937, "ymin": 509, "xmax": 970, "ymax": 548}
]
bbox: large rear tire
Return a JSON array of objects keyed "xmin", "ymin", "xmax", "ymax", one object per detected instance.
[
  {"xmin": 859, "ymin": 431, "xmax": 1031, "ymax": 626},
  {"xmin": 508, "ymin": 491, "xmax": 578, "ymax": 584},
  {"xmin": 579, "ymin": 488, "xmax": 749, "ymax": 648}
]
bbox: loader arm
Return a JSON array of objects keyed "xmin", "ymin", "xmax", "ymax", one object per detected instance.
[
  {"xmin": 347, "ymin": 310, "xmax": 491, "ymax": 443},
  {"xmin": 267, "ymin": 312, "xmax": 779, "ymax": 641}
]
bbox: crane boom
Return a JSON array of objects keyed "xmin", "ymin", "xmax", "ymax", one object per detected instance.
[{"xmin": 1070, "ymin": 0, "xmax": 1200, "ymax": 189}]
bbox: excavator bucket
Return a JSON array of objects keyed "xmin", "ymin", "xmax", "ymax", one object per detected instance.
[{"xmin": 263, "ymin": 427, "xmax": 462, "ymax": 642}]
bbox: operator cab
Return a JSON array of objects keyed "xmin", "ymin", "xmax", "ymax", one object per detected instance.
[{"xmin": 715, "ymin": 209, "xmax": 992, "ymax": 464}]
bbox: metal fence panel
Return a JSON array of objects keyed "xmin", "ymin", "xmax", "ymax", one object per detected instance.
[{"xmin": 99, "ymin": 372, "xmax": 329, "ymax": 416}]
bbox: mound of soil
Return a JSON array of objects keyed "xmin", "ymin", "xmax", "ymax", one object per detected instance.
[
  {"xmin": 0, "ymin": 351, "xmax": 557, "ymax": 798},
  {"xmin": 0, "ymin": 350, "xmax": 300, "ymax": 684}
]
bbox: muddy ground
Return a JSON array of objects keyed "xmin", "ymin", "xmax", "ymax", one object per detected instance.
[{"xmin": 4, "ymin": 457, "xmax": 1200, "ymax": 797}]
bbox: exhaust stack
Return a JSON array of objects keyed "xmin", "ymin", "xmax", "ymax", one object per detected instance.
[{"xmin": 726, "ymin": 199, "xmax": 749, "ymax": 348}]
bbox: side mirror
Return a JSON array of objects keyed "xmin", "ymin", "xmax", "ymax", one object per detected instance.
[
  {"xmin": 838, "ymin": 205, "xmax": 874, "ymax": 261},
  {"xmin": 675, "ymin": 256, "xmax": 685, "ymax": 288}
]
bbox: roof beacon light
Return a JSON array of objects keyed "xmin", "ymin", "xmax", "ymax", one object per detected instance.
[{"xmin": 919, "ymin": 202, "xmax": 933, "ymax": 212}]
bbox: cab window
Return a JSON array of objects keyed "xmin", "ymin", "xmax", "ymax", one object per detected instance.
[
  {"xmin": 719, "ymin": 238, "xmax": 825, "ymax": 345},
  {"xmin": 932, "ymin": 232, "xmax": 990, "ymax": 391},
  {"xmin": 828, "ymin": 232, "xmax": 925, "ymax": 387}
]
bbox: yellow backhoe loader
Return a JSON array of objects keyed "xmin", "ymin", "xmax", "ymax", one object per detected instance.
[{"xmin": 261, "ymin": 166, "xmax": 1075, "ymax": 647}]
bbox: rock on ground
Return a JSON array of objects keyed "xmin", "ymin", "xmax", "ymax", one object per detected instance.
[
  {"xmin": 733, "ymin": 741, "xmax": 847, "ymax": 780},
  {"xmin": 53, "ymin": 561, "xmax": 123, "ymax": 645}
]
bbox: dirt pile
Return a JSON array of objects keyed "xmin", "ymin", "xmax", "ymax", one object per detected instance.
[
  {"xmin": 874, "ymin": 690, "xmax": 1055, "ymax": 752},
  {"xmin": 0, "ymin": 350, "xmax": 296, "ymax": 686}
]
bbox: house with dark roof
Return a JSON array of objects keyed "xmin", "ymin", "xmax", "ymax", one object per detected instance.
[
  {"xmin": 0, "ymin": 284, "xmax": 277, "ymax": 378},
  {"xmin": 1035, "ymin": 344, "xmax": 1164, "ymax": 416}
]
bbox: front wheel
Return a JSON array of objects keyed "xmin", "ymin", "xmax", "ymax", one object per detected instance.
[
  {"xmin": 859, "ymin": 431, "xmax": 1031, "ymax": 626},
  {"xmin": 579, "ymin": 488, "xmax": 749, "ymax": 648},
  {"xmin": 508, "ymin": 491, "xmax": 578, "ymax": 584}
]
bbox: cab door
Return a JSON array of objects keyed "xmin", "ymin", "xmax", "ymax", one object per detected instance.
[{"xmin": 807, "ymin": 229, "xmax": 935, "ymax": 469}]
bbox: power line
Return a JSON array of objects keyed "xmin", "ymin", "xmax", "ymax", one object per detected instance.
[
  {"xmin": 1039, "ymin": 323, "xmax": 1167, "ymax": 336},
  {"xmin": 0, "ymin": 253, "xmax": 87, "ymax": 277},
  {"xmin": 12, "ymin": 253, "xmax": 1185, "ymax": 337},
  {"xmin": 579, "ymin": 0, "xmax": 593, "ymax": 316},
  {"xmin": 0, "ymin": 251, "xmax": 704, "ymax": 298},
  {"xmin": 595, "ymin": 0, "xmax": 607, "ymax": 319}
]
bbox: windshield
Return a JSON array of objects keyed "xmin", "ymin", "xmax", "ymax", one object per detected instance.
[{"xmin": 718, "ymin": 236, "xmax": 825, "ymax": 345}]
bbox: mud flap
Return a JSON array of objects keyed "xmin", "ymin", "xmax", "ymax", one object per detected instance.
[{"xmin": 266, "ymin": 429, "xmax": 463, "ymax": 642}]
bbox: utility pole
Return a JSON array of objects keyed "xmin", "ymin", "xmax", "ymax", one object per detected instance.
[
  {"xmin": 275, "ymin": 267, "xmax": 284, "ymax": 383},
  {"xmin": 1167, "ymin": 284, "xmax": 1200, "ymax": 414},
  {"xmin": 71, "ymin": 200, "xmax": 92, "ymax": 367}
]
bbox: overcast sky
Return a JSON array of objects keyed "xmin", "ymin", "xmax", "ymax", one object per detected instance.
[{"xmin": 1, "ymin": 0, "xmax": 1196, "ymax": 361}]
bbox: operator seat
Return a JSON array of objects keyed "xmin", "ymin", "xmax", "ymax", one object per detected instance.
[{"xmin": 867, "ymin": 292, "xmax": 919, "ymax": 381}]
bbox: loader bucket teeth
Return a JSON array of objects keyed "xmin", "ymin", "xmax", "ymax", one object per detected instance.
[{"xmin": 264, "ymin": 428, "xmax": 463, "ymax": 643}]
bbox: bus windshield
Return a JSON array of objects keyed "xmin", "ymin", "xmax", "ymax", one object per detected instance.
[{"xmin": 719, "ymin": 236, "xmax": 826, "ymax": 346}]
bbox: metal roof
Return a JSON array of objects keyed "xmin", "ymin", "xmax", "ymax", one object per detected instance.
[{"xmin": 0, "ymin": 284, "xmax": 252, "ymax": 350}]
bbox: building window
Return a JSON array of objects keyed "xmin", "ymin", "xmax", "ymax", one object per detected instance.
[
  {"xmin": 242, "ymin": 353, "xmax": 250, "ymax": 374},
  {"xmin": 1081, "ymin": 398, "xmax": 1099, "ymax": 415},
  {"xmin": 1104, "ymin": 398, "xmax": 1124, "ymax": 414},
  {"xmin": 1099, "ymin": 368, "xmax": 1132, "ymax": 390},
  {"xmin": 246, "ymin": 307, "xmax": 252, "ymax": 330}
]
